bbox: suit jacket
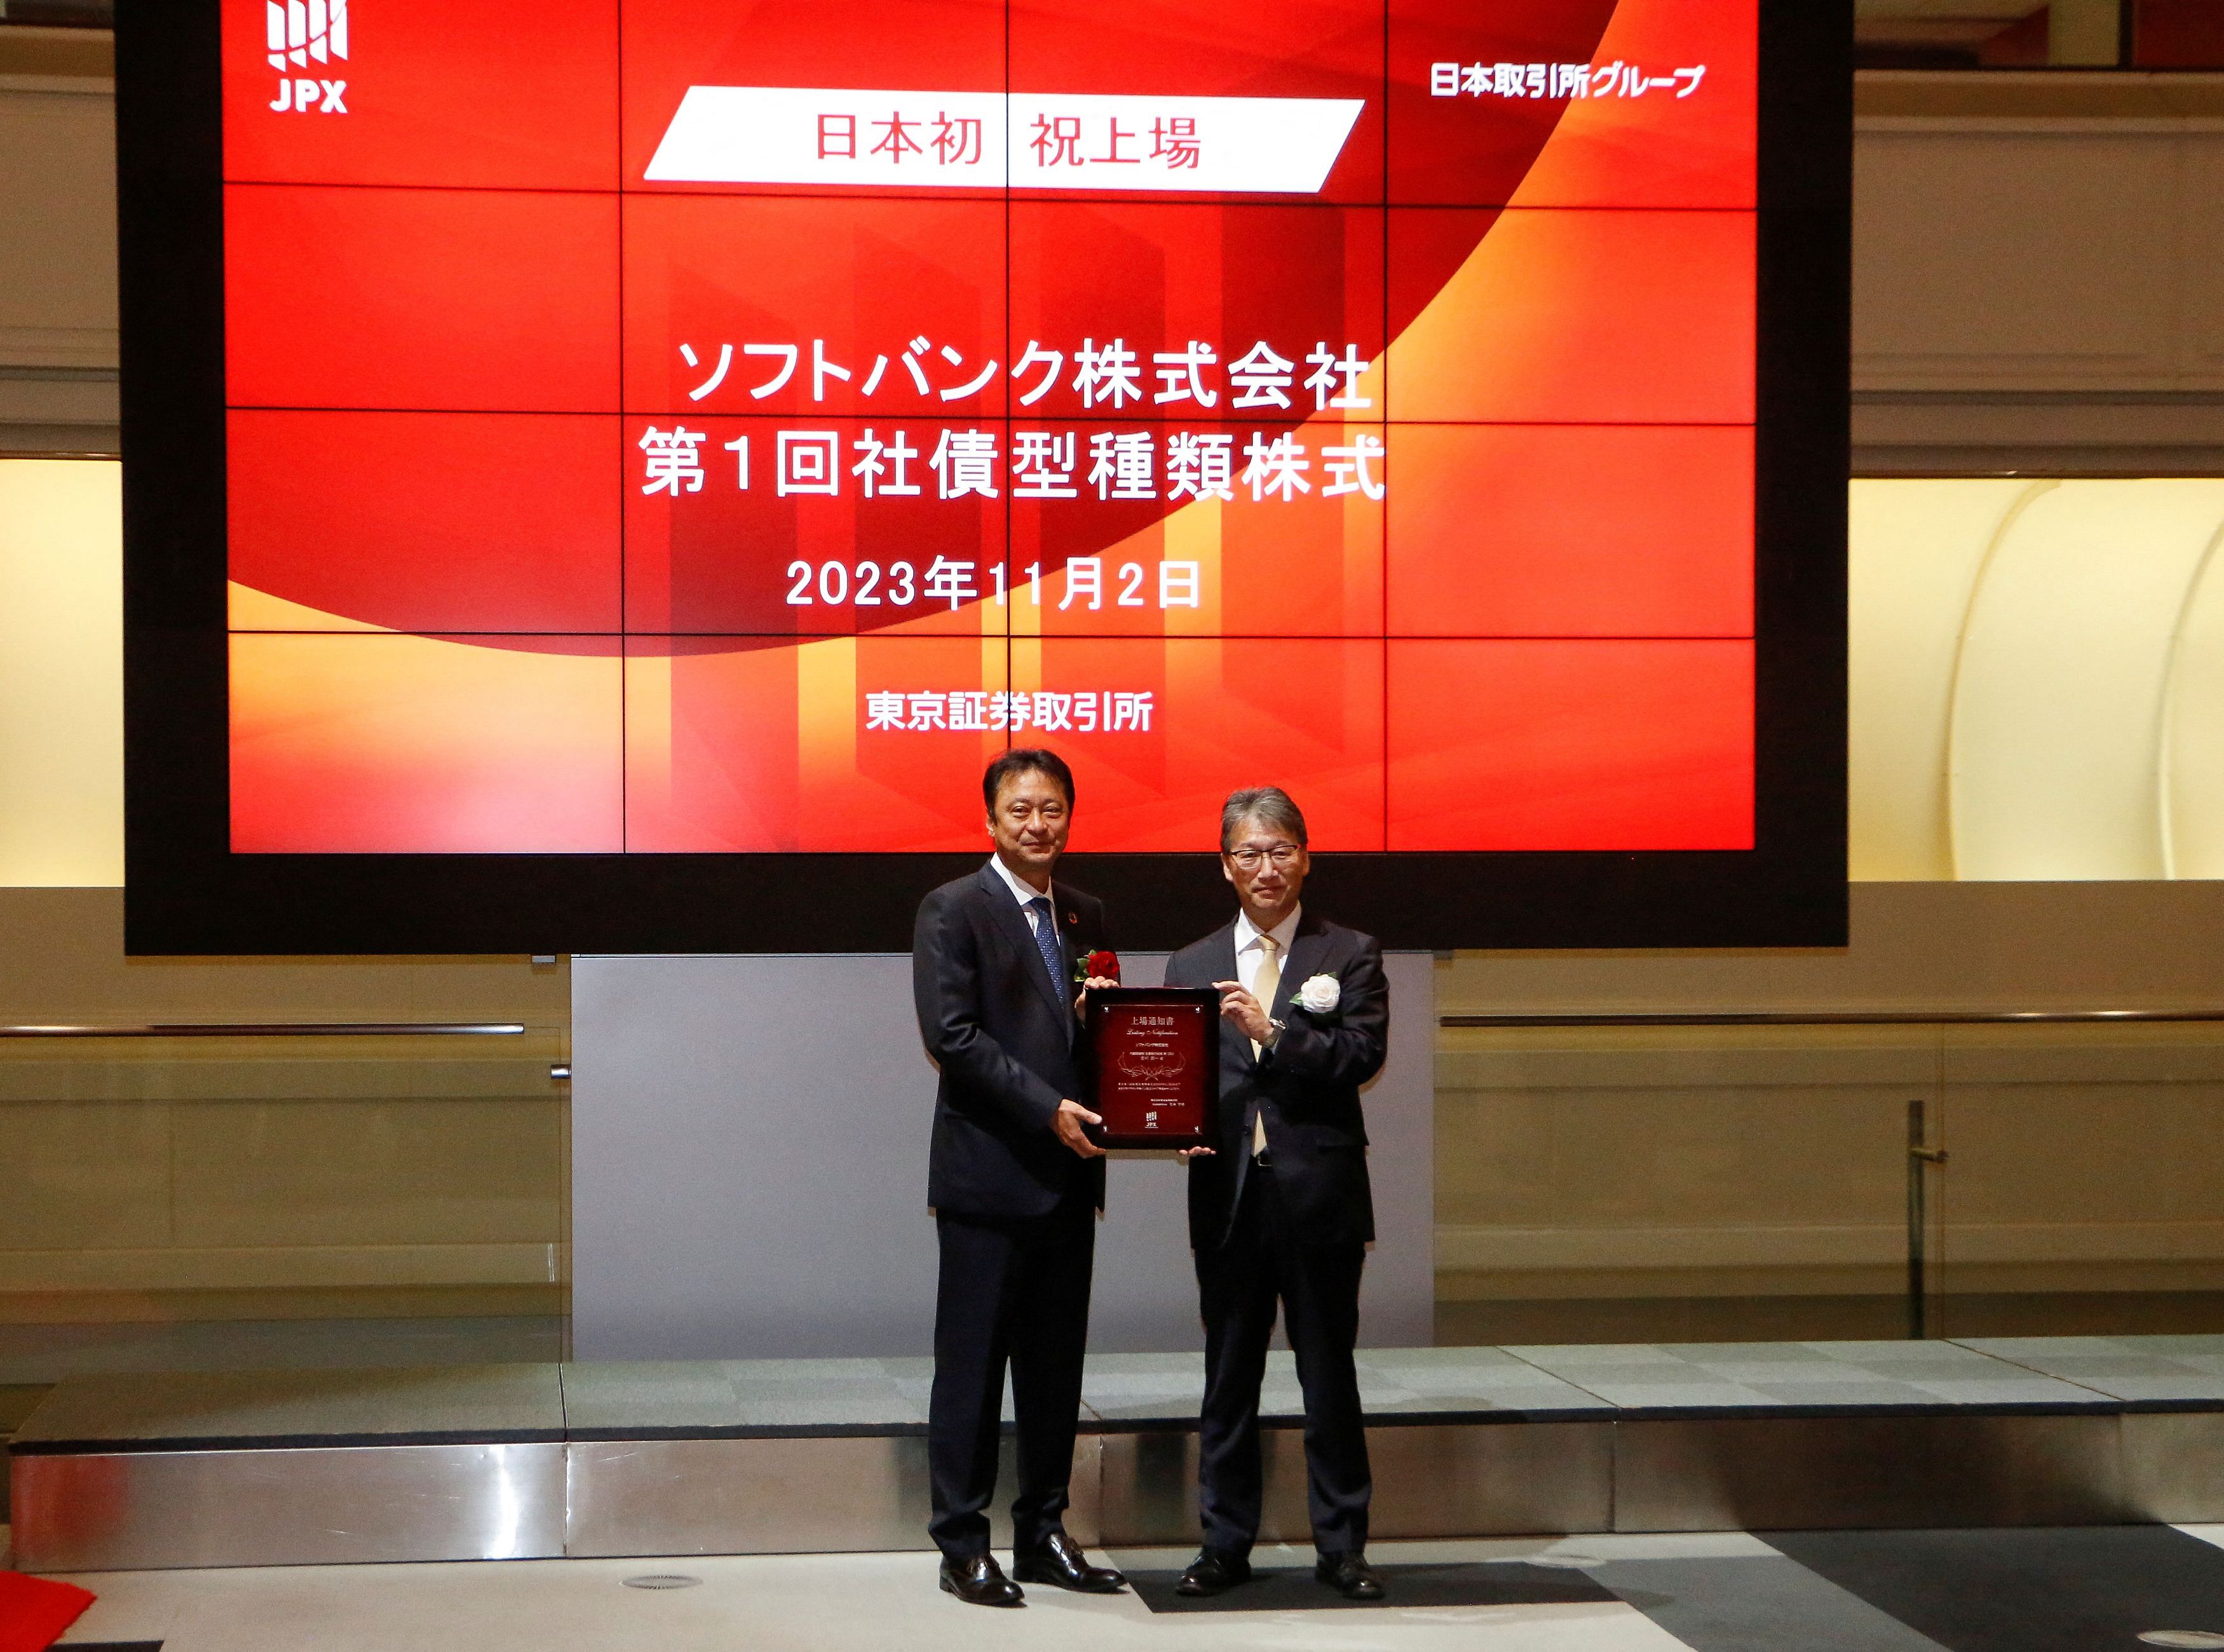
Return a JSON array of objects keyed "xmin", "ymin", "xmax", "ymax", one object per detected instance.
[
  {"xmin": 914, "ymin": 862, "xmax": 1111, "ymax": 1221},
  {"xmin": 1165, "ymin": 910, "xmax": 1388, "ymax": 1252}
]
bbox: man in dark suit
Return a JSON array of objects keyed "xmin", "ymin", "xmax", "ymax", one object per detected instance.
[
  {"xmin": 1162, "ymin": 785, "xmax": 1389, "ymax": 1602},
  {"xmin": 912, "ymin": 748, "xmax": 1127, "ymax": 1607}
]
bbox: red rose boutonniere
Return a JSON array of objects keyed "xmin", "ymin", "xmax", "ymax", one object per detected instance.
[{"xmin": 1073, "ymin": 948, "xmax": 1120, "ymax": 985}]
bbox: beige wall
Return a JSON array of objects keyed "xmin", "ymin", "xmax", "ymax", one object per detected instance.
[
  {"xmin": 1848, "ymin": 479, "xmax": 2224, "ymax": 882},
  {"xmin": 0, "ymin": 890, "xmax": 566, "ymax": 1318},
  {"xmin": 0, "ymin": 55, "xmax": 116, "ymax": 449},
  {"xmin": 0, "ymin": 890, "xmax": 564, "ymax": 1025},
  {"xmin": 0, "ymin": 64, "xmax": 114, "ymax": 376},
  {"xmin": 1436, "ymin": 881, "xmax": 2224, "ymax": 1300},
  {"xmin": 1437, "ymin": 1023, "xmax": 1929, "ymax": 1298},
  {"xmin": 1852, "ymin": 90, "xmax": 2224, "ymax": 398},
  {"xmin": 17, "ymin": 881, "xmax": 2224, "ymax": 1319},
  {"xmin": 0, "ymin": 1036, "xmax": 566, "ymax": 1314},
  {"xmin": 0, "ymin": 459, "xmax": 119, "ymax": 887},
  {"xmin": 1848, "ymin": 479, "xmax": 2032, "ymax": 881},
  {"xmin": 1437, "ymin": 1019, "xmax": 2224, "ymax": 1300},
  {"xmin": 1438, "ymin": 880, "xmax": 2224, "ymax": 1015}
]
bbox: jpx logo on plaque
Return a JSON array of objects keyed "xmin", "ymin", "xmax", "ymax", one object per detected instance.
[{"xmin": 266, "ymin": 0, "xmax": 349, "ymax": 114}]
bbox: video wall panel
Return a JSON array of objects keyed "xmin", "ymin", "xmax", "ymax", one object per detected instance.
[{"xmin": 121, "ymin": 0, "xmax": 1848, "ymax": 949}]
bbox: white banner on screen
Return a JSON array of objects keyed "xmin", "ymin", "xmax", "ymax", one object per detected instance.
[{"xmin": 644, "ymin": 86, "xmax": 1364, "ymax": 194}]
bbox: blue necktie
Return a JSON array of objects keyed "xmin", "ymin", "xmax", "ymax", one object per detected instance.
[{"xmin": 1026, "ymin": 897, "xmax": 1066, "ymax": 999}]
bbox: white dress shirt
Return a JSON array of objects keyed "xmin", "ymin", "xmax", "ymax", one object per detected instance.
[
  {"xmin": 987, "ymin": 854, "xmax": 1055, "ymax": 942},
  {"xmin": 1233, "ymin": 903, "xmax": 1301, "ymax": 1012}
]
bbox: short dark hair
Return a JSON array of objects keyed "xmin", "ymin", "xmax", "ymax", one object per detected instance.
[
  {"xmin": 1221, "ymin": 786, "xmax": 1307, "ymax": 851},
  {"xmin": 984, "ymin": 748, "xmax": 1076, "ymax": 814}
]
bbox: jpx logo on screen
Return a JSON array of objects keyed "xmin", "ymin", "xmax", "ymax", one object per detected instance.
[{"xmin": 265, "ymin": 0, "xmax": 348, "ymax": 114}]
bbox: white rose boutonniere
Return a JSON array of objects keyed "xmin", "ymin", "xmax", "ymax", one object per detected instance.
[{"xmin": 1296, "ymin": 973, "xmax": 1341, "ymax": 1015}]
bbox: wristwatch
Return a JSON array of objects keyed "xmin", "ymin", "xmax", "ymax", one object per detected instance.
[{"xmin": 1265, "ymin": 1017, "xmax": 1287, "ymax": 1046}]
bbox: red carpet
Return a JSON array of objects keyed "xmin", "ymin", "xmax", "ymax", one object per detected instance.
[{"xmin": 0, "ymin": 1571, "xmax": 95, "ymax": 1652}]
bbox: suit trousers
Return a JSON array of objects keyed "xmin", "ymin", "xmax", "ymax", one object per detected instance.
[
  {"xmin": 927, "ymin": 1188, "xmax": 1097, "ymax": 1559},
  {"xmin": 1195, "ymin": 1163, "xmax": 1371, "ymax": 1557}
]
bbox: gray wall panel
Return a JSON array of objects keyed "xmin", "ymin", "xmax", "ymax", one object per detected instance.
[
  {"xmin": 572, "ymin": 951, "xmax": 1433, "ymax": 1360},
  {"xmin": 571, "ymin": 954, "xmax": 933, "ymax": 1360}
]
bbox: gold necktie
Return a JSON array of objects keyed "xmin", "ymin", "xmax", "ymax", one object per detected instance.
[{"xmin": 1251, "ymin": 935, "xmax": 1280, "ymax": 1156}]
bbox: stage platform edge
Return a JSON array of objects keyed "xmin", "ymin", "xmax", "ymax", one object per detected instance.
[{"xmin": 11, "ymin": 1342, "xmax": 2224, "ymax": 1571}]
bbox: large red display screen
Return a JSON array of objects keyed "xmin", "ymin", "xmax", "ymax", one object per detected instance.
[{"xmin": 216, "ymin": 0, "xmax": 1761, "ymax": 857}]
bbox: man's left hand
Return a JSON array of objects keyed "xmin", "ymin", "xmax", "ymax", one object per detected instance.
[
  {"xmin": 1073, "ymin": 973, "xmax": 1118, "ymax": 1017},
  {"xmin": 1212, "ymin": 980, "xmax": 1274, "ymax": 1045}
]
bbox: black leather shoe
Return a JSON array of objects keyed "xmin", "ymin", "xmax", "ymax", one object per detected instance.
[
  {"xmin": 940, "ymin": 1552, "xmax": 1024, "ymax": 1607},
  {"xmin": 1012, "ymin": 1531, "xmax": 1126, "ymax": 1593},
  {"xmin": 1176, "ymin": 1547, "xmax": 1254, "ymax": 1596},
  {"xmin": 1315, "ymin": 1550, "xmax": 1384, "ymax": 1601}
]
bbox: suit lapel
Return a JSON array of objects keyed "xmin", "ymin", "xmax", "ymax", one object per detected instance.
[
  {"xmin": 1210, "ymin": 920, "xmax": 1240, "ymax": 987},
  {"xmin": 1216, "ymin": 917, "xmax": 1261, "ymax": 1224},
  {"xmin": 1051, "ymin": 886, "xmax": 1085, "ymax": 966},
  {"xmin": 978, "ymin": 863, "xmax": 1068, "ymax": 1025},
  {"xmin": 1206, "ymin": 921, "xmax": 1249, "ymax": 1074}
]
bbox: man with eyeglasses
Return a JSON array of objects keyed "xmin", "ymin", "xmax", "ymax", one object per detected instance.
[
  {"xmin": 1162, "ymin": 785, "xmax": 1390, "ymax": 1602},
  {"xmin": 911, "ymin": 748, "xmax": 1126, "ymax": 1606}
]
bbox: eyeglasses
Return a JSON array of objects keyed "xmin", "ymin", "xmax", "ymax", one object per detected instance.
[{"xmin": 1226, "ymin": 844, "xmax": 1302, "ymax": 870}]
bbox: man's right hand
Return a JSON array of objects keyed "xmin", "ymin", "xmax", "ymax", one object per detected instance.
[
  {"xmin": 1073, "ymin": 973, "xmax": 1119, "ymax": 1019},
  {"xmin": 1054, "ymin": 1098, "xmax": 1107, "ymax": 1158}
]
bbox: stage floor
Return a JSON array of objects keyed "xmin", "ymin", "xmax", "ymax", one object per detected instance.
[
  {"xmin": 25, "ymin": 1335, "xmax": 2224, "ymax": 1445},
  {"xmin": 28, "ymin": 1527, "xmax": 2224, "ymax": 1652}
]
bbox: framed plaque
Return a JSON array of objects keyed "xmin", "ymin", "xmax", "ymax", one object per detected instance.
[{"xmin": 1085, "ymin": 987, "xmax": 1219, "ymax": 1151}]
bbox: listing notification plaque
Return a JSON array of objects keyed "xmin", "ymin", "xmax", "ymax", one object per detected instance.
[{"xmin": 1086, "ymin": 987, "xmax": 1219, "ymax": 1150}]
